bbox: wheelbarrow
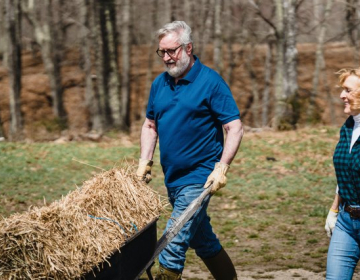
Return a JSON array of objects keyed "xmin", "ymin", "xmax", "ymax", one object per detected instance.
[{"xmin": 84, "ymin": 186, "xmax": 212, "ymax": 280}]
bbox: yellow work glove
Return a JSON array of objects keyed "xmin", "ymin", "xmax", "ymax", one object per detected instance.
[
  {"xmin": 204, "ymin": 162, "xmax": 230, "ymax": 194},
  {"xmin": 136, "ymin": 158, "xmax": 153, "ymax": 183}
]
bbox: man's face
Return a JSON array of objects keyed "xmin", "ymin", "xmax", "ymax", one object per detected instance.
[{"xmin": 158, "ymin": 33, "xmax": 191, "ymax": 78}]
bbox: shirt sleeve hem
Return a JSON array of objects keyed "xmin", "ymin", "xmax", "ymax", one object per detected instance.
[
  {"xmin": 146, "ymin": 114, "xmax": 155, "ymax": 120},
  {"xmin": 220, "ymin": 115, "xmax": 240, "ymax": 125}
]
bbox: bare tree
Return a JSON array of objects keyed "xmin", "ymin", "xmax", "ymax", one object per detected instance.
[
  {"xmin": 183, "ymin": 0, "xmax": 193, "ymax": 27},
  {"xmin": 5, "ymin": 0, "xmax": 23, "ymax": 141},
  {"xmin": 80, "ymin": 0, "xmax": 103, "ymax": 133},
  {"xmin": 142, "ymin": 0, "xmax": 158, "ymax": 118},
  {"xmin": 224, "ymin": 0, "xmax": 238, "ymax": 86},
  {"xmin": 1, "ymin": 1, "xmax": 8, "ymax": 138},
  {"xmin": 198, "ymin": 0, "xmax": 215, "ymax": 62},
  {"xmin": 345, "ymin": 0, "xmax": 360, "ymax": 65},
  {"xmin": 283, "ymin": 0, "xmax": 300, "ymax": 129},
  {"xmin": 262, "ymin": 41, "xmax": 274, "ymax": 127},
  {"xmin": 0, "ymin": 1, "xmax": 7, "ymax": 65},
  {"xmin": 308, "ymin": 0, "xmax": 334, "ymax": 123},
  {"xmin": 213, "ymin": 0, "xmax": 223, "ymax": 74},
  {"xmin": 89, "ymin": 0, "xmax": 122, "ymax": 130},
  {"xmin": 158, "ymin": 0, "xmax": 171, "ymax": 26},
  {"xmin": 245, "ymin": 43, "xmax": 260, "ymax": 127},
  {"xmin": 22, "ymin": 0, "xmax": 66, "ymax": 121},
  {"xmin": 104, "ymin": 0, "xmax": 122, "ymax": 129},
  {"xmin": 120, "ymin": 0, "xmax": 131, "ymax": 130},
  {"xmin": 90, "ymin": 0, "xmax": 107, "ymax": 129},
  {"xmin": 249, "ymin": 0, "xmax": 301, "ymax": 130}
]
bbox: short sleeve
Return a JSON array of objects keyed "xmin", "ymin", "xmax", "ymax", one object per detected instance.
[
  {"xmin": 209, "ymin": 79, "xmax": 240, "ymax": 124},
  {"xmin": 146, "ymin": 83, "xmax": 156, "ymax": 120}
]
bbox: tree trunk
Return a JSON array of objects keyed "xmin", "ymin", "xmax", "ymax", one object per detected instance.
[
  {"xmin": 192, "ymin": 0, "xmax": 207, "ymax": 45},
  {"xmin": 120, "ymin": 0, "xmax": 131, "ymax": 130},
  {"xmin": 283, "ymin": 0, "xmax": 299, "ymax": 128},
  {"xmin": 273, "ymin": 0, "xmax": 285, "ymax": 129},
  {"xmin": 90, "ymin": 0, "xmax": 108, "ymax": 128},
  {"xmin": 0, "ymin": 1, "xmax": 7, "ymax": 138},
  {"xmin": 183, "ymin": 0, "xmax": 193, "ymax": 26},
  {"xmin": 271, "ymin": 0, "xmax": 300, "ymax": 130},
  {"xmin": 159, "ymin": 0, "xmax": 171, "ymax": 25},
  {"xmin": 23, "ymin": 0, "xmax": 66, "ymax": 121},
  {"xmin": 0, "ymin": 1, "xmax": 7, "ymax": 65},
  {"xmin": 199, "ymin": 0, "xmax": 215, "ymax": 62},
  {"xmin": 224, "ymin": 0, "xmax": 235, "ymax": 86},
  {"xmin": 104, "ymin": 0, "xmax": 122, "ymax": 129},
  {"xmin": 44, "ymin": 0, "xmax": 65, "ymax": 120},
  {"xmin": 213, "ymin": 0, "xmax": 223, "ymax": 74},
  {"xmin": 245, "ymin": 43, "xmax": 260, "ymax": 127},
  {"xmin": 81, "ymin": 0, "xmax": 103, "ymax": 133},
  {"xmin": 346, "ymin": 0, "xmax": 360, "ymax": 65},
  {"xmin": 142, "ymin": 0, "xmax": 158, "ymax": 119},
  {"xmin": 262, "ymin": 42, "xmax": 273, "ymax": 127},
  {"xmin": 308, "ymin": 0, "xmax": 334, "ymax": 123},
  {"xmin": 5, "ymin": 0, "xmax": 22, "ymax": 141}
]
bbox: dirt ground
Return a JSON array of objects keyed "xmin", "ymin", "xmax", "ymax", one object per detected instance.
[
  {"xmin": 184, "ymin": 268, "xmax": 326, "ymax": 279},
  {"xmin": 184, "ymin": 265, "xmax": 360, "ymax": 279}
]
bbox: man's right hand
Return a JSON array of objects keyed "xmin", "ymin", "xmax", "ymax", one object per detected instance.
[
  {"xmin": 136, "ymin": 158, "xmax": 153, "ymax": 183},
  {"xmin": 325, "ymin": 209, "xmax": 338, "ymax": 238}
]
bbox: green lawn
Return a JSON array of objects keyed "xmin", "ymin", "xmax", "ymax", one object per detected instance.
[{"xmin": 0, "ymin": 126, "xmax": 340, "ymax": 276}]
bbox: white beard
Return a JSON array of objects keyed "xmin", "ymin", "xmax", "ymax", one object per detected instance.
[{"xmin": 165, "ymin": 50, "xmax": 191, "ymax": 78}]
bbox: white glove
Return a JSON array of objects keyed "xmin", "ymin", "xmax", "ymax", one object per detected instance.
[{"xmin": 325, "ymin": 209, "xmax": 338, "ymax": 238}]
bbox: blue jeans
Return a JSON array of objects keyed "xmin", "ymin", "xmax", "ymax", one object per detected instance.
[
  {"xmin": 327, "ymin": 204, "xmax": 360, "ymax": 279},
  {"xmin": 158, "ymin": 184, "xmax": 222, "ymax": 273}
]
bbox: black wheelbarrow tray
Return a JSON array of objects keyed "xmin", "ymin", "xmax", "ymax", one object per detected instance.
[
  {"xmin": 83, "ymin": 218, "xmax": 158, "ymax": 280},
  {"xmin": 84, "ymin": 186, "xmax": 212, "ymax": 280}
]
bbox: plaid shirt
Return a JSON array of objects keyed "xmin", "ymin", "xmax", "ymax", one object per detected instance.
[{"xmin": 334, "ymin": 116, "xmax": 360, "ymax": 205}]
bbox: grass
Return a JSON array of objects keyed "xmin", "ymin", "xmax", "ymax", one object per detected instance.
[{"xmin": 0, "ymin": 126, "xmax": 341, "ymax": 276}]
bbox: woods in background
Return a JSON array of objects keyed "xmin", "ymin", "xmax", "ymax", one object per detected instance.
[{"xmin": 0, "ymin": 0, "xmax": 360, "ymax": 141}]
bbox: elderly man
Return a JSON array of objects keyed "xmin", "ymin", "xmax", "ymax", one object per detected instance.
[{"xmin": 137, "ymin": 21, "xmax": 243, "ymax": 280}]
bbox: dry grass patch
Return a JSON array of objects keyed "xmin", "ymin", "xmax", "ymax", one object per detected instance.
[{"xmin": 0, "ymin": 168, "xmax": 164, "ymax": 279}]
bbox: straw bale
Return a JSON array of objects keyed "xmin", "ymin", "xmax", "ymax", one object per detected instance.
[{"xmin": 0, "ymin": 168, "xmax": 164, "ymax": 280}]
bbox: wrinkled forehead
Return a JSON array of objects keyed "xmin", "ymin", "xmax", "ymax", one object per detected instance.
[{"xmin": 158, "ymin": 32, "xmax": 180, "ymax": 48}]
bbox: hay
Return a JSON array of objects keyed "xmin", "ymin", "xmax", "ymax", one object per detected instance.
[{"xmin": 0, "ymin": 168, "xmax": 164, "ymax": 280}]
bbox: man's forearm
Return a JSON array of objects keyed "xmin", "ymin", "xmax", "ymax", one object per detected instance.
[
  {"xmin": 140, "ymin": 120, "xmax": 158, "ymax": 160},
  {"xmin": 220, "ymin": 119, "xmax": 244, "ymax": 165}
]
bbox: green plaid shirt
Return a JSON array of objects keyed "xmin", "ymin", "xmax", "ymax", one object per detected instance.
[{"xmin": 334, "ymin": 116, "xmax": 360, "ymax": 205}]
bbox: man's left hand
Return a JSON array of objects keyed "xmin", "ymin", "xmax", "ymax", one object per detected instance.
[{"xmin": 204, "ymin": 162, "xmax": 230, "ymax": 194}]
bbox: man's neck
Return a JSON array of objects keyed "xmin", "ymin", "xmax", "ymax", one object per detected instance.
[{"xmin": 175, "ymin": 55, "xmax": 195, "ymax": 84}]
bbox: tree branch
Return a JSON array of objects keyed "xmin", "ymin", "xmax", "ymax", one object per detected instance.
[{"xmin": 247, "ymin": 0, "xmax": 278, "ymax": 34}]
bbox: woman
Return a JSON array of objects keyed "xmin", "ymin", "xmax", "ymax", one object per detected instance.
[{"xmin": 325, "ymin": 68, "xmax": 360, "ymax": 279}]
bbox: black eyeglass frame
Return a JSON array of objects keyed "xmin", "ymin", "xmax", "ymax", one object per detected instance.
[{"xmin": 156, "ymin": 44, "xmax": 185, "ymax": 58}]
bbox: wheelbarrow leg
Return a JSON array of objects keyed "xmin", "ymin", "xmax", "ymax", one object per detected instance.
[{"xmin": 146, "ymin": 262, "xmax": 155, "ymax": 280}]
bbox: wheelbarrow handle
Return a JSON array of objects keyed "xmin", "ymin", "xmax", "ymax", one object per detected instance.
[{"xmin": 135, "ymin": 184, "xmax": 213, "ymax": 279}]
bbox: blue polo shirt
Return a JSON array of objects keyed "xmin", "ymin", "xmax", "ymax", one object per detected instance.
[{"xmin": 146, "ymin": 56, "xmax": 240, "ymax": 188}]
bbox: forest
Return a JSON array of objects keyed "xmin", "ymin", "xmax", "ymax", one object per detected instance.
[{"xmin": 0, "ymin": 0, "xmax": 360, "ymax": 141}]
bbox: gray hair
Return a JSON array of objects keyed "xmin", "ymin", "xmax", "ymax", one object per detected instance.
[{"xmin": 156, "ymin": 21, "xmax": 193, "ymax": 45}]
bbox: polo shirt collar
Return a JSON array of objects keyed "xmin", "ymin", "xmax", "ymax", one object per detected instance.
[
  {"xmin": 181, "ymin": 55, "xmax": 201, "ymax": 83},
  {"xmin": 164, "ymin": 55, "xmax": 201, "ymax": 86}
]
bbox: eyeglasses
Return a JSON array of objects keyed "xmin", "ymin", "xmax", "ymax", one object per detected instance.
[{"xmin": 156, "ymin": 44, "xmax": 184, "ymax": 58}]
